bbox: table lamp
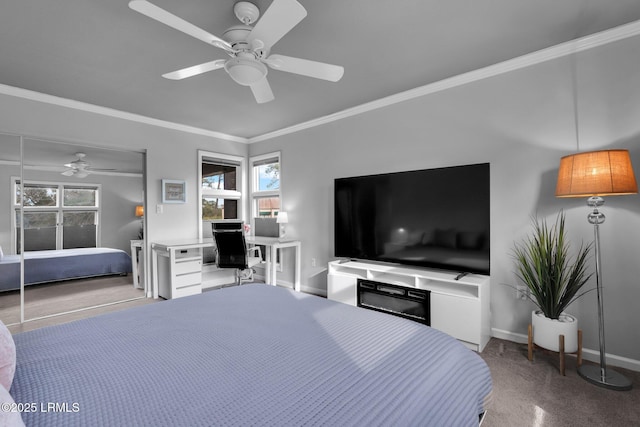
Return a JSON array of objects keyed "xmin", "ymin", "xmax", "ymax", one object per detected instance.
[
  {"xmin": 276, "ymin": 211, "xmax": 288, "ymax": 238},
  {"xmin": 135, "ymin": 205, "xmax": 144, "ymax": 239}
]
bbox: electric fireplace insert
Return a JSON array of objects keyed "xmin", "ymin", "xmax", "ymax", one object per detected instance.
[{"xmin": 357, "ymin": 279, "xmax": 430, "ymax": 325}]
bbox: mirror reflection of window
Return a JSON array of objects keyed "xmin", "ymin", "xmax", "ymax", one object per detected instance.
[{"xmin": 14, "ymin": 181, "xmax": 100, "ymax": 252}]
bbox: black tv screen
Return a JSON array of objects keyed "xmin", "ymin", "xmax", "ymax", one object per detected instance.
[{"xmin": 334, "ymin": 163, "xmax": 490, "ymax": 275}]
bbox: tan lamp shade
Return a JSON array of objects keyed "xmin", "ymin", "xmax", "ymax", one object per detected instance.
[
  {"xmin": 135, "ymin": 205, "xmax": 144, "ymax": 217},
  {"xmin": 556, "ymin": 149, "xmax": 638, "ymax": 198}
]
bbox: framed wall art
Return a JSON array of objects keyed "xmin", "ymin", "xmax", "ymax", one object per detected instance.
[{"xmin": 161, "ymin": 179, "xmax": 186, "ymax": 203}]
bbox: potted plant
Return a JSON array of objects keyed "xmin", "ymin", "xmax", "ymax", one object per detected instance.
[{"xmin": 513, "ymin": 212, "xmax": 593, "ymax": 352}]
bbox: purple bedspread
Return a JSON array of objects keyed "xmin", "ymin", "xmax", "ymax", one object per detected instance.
[
  {"xmin": 0, "ymin": 248, "xmax": 132, "ymax": 292},
  {"xmin": 11, "ymin": 284, "xmax": 492, "ymax": 426}
]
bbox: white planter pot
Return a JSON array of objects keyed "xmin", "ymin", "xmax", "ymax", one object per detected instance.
[{"xmin": 531, "ymin": 310, "xmax": 578, "ymax": 353}]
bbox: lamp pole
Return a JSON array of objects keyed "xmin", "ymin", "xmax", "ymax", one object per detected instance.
[{"xmin": 576, "ymin": 196, "xmax": 632, "ymax": 391}]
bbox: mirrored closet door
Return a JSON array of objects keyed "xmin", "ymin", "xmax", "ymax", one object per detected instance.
[
  {"xmin": 0, "ymin": 132, "xmax": 146, "ymax": 325},
  {"xmin": 0, "ymin": 134, "xmax": 23, "ymax": 326}
]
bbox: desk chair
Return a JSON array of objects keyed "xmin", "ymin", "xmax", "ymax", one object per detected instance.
[{"xmin": 212, "ymin": 225, "xmax": 262, "ymax": 285}]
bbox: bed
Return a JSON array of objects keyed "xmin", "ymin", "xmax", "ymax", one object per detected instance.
[
  {"xmin": 7, "ymin": 284, "xmax": 492, "ymax": 426},
  {"xmin": 0, "ymin": 248, "xmax": 132, "ymax": 292}
]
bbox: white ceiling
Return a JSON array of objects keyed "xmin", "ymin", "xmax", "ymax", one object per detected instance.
[{"xmin": 2, "ymin": 0, "xmax": 640, "ymax": 140}]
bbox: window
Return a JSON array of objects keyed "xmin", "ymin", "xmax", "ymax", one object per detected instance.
[
  {"xmin": 198, "ymin": 151, "xmax": 246, "ymax": 265},
  {"xmin": 249, "ymin": 152, "xmax": 282, "ymax": 266},
  {"xmin": 200, "ymin": 157, "xmax": 243, "ymax": 221},
  {"xmin": 13, "ymin": 179, "xmax": 100, "ymax": 253},
  {"xmin": 250, "ymin": 152, "xmax": 281, "ymax": 221}
]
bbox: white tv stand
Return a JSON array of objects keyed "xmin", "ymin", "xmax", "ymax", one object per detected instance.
[{"xmin": 328, "ymin": 260, "xmax": 490, "ymax": 352}]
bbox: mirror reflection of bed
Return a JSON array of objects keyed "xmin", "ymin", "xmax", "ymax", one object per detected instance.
[{"xmin": 0, "ymin": 133, "xmax": 146, "ymax": 327}]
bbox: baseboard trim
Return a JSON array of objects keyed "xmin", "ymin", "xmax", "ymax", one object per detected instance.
[
  {"xmin": 491, "ymin": 328, "xmax": 640, "ymax": 373},
  {"xmin": 300, "ymin": 285, "xmax": 326, "ymax": 297},
  {"xmin": 251, "ymin": 274, "xmax": 326, "ymax": 297}
]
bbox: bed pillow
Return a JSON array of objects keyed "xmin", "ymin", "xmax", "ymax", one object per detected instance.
[
  {"xmin": 0, "ymin": 385, "xmax": 26, "ymax": 427},
  {"xmin": 0, "ymin": 320, "xmax": 16, "ymax": 390}
]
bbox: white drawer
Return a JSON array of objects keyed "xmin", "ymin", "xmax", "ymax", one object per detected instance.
[
  {"xmin": 174, "ymin": 259, "xmax": 201, "ymax": 275},
  {"xmin": 172, "ymin": 283, "xmax": 201, "ymax": 299},
  {"xmin": 175, "ymin": 248, "xmax": 202, "ymax": 260},
  {"xmin": 174, "ymin": 272, "xmax": 202, "ymax": 288}
]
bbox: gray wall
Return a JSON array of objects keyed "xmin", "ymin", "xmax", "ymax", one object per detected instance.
[{"xmin": 249, "ymin": 38, "xmax": 640, "ymax": 364}]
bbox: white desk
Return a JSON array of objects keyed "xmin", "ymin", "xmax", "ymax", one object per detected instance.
[
  {"xmin": 246, "ymin": 236, "xmax": 301, "ymax": 291},
  {"xmin": 151, "ymin": 239, "xmax": 215, "ymax": 299}
]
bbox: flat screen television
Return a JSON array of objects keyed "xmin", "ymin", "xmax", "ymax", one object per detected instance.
[{"xmin": 334, "ymin": 163, "xmax": 490, "ymax": 275}]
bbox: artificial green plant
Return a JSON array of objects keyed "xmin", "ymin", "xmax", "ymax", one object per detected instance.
[{"xmin": 513, "ymin": 212, "xmax": 593, "ymax": 320}]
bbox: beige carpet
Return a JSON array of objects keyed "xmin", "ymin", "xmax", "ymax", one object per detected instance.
[
  {"xmin": 480, "ymin": 338, "xmax": 640, "ymax": 426},
  {"xmin": 0, "ymin": 274, "xmax": 145, "ymax": 327}
]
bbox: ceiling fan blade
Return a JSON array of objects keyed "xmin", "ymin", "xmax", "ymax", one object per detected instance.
[
  {"xmin": 247, "ymin": 0, "xmax": 306, "ymax": 50},
  {"xmin": 250, "ymin": 78, "xmax": 275, "ymax": 104},
  {"xmin": 162, "ymin": 59, "xmax": 226, "ymax": 80},
  {"xmin": 128, "ymin": 0, "xmax": 233, "ymax": 52},
  {"xmin": 265, "ymin": 54, "xmax": 344, "ymax": 82}
]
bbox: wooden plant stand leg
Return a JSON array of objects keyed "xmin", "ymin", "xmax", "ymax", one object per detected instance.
[
  {"xmin": 559, "ymin": 334, "xmax": 565, "ymax": 376},
  {"xmin": 528, "ymin": 324, "xmax": 533, "ymax": 361},
  {"xmin": 577, "ymin": 329, "xmax": 583, "ymax": 367},
  {"xmin": 528, "ymin": 326, "xmax": 583, "ymax": 376}
]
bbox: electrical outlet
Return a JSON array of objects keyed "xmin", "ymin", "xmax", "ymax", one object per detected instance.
[
  {"xmin": 156, "ymin": 204, "xmax": 163, "ymax": 214},
  {"xmin": 311, "ymin": 258, "xmax": 317, "ymax": 267}
]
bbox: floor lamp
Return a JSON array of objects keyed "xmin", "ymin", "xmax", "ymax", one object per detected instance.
[{"xmin": 556, "ymin": 149, "xmax": 637, "ymax": 391}]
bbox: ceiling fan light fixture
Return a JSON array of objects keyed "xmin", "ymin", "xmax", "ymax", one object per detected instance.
[{"xmin": 224, "ymin": 57, "xmax": 267, "ymax": 86}]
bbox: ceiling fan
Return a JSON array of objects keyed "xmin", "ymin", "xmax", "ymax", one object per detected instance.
[
  {"xmin": 128, "ymin": 0, "xmax": 344, "ymax": 103},
  {"xmin": 61, "ymin": 153, "xmax": 115, "ymax": 178}
]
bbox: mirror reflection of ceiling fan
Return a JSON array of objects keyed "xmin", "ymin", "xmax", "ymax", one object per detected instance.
[
  {"xmin": 61, "ymin": 153, "xmax": 116, "ymax": 178},
  {"xmin": 0, "ymin": 152, "xmax": 143, "ymax": 178},
  {"xmin": 128, "ymin": 0, "xmax": 344, "ymax": 103}
]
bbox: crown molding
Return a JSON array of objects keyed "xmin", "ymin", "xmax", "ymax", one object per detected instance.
[
  {"xmin": 248, "ymin": 19, "xmax": 640, "ymax": 144},
  {"xmin": 0, "ymin": 84, "xmax": 249, "ymax": 144}
]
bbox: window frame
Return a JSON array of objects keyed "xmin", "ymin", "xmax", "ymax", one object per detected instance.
[
  {"xmin": 197, "ymin": 150, "xmax": 247, "ymax": 238},
  {"xmin": 249, "ymin": 152, "xmax": 283, "ymax": 271},
  {"xmin": 249, "ymin": 151, "xmax": 282, "ymax": 230}
]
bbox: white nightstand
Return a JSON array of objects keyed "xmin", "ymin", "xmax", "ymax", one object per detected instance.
[{"xmin": 130, "ymin": 239, "xmax": 145, "ymax": 290}]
